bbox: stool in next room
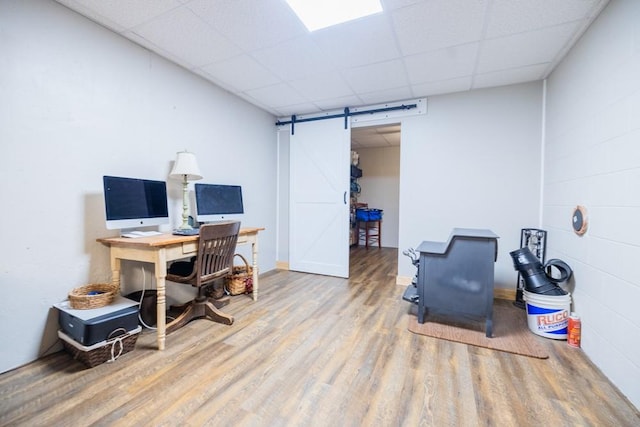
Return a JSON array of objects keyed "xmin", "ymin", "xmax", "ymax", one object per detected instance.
[{"xmin": 355, "ymin": 208, "xmax": 383, "ymax": 249}]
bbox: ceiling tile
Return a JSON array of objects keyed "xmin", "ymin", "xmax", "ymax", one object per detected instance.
[
  {"xmin": 352, "ymin": 134, "xmax": 389, "ymax": 147},
  {"xmin": 392, "ymin": 0, "xmax": 487, "ymax": 55},
  {"xmin": 473, "ymin": 63, "xmax": 550, "ymax": 89},
  {"xmin": 312, "ymin": 14, "xmax": 400, "ymax": 69},
  {"xmin": 133, "ymin": 7, "xmax": 240, "ymax": 67},
  {"xmin": 244, "ymin": 83, "xmax": 306, "ymax": 108},
  {"xmin": 357, "ymin": 86, "xmax": 414, "ymax": 105},
  {"xmin": 288, "ymin": 72, "xmax": 355, "ymax": 102},
  {"xmin": 342, "ymin": 59, "xmax": 409, "ymax": 93},
  {"xmin": 384, "ymin": 0, "xmax": 426, "ymax": 10},
  {"xmin": 352, "ymin": 124, "xmax": 402, "ymax": 148},
  {"xmin": 313, "ymin": 95, "xmax": 365, "ymax": 111},
  {"xmin": 411, "ymin": 76, "xmax": 473, "ymax": 97},
  {"xmin": 54, "ymin": 0, "xmax": 121, "ymax": 32},
  {"xmin": 187, "ymin": 0, "xmax": 307, "ymax": 52},
  {"xmin": 200, "ymin": 55, "xmax": 281, "ymax": 91},
  {"xmin": 57, "ymin": 0, "xmax": 181, "ymax": 30},
  {"xmin": 404, "ymin": 43, "xmax": 479, "ymax": 84},
  {"xmin": 486, "ymin": 0, "xmax": 607, "ymax": 38},
  {"xmin": 251, "ymin": 36, "xmax": 337, "ymax": 82},
  {"xmin": 476, "ymin": 22, "xmax": 580, "ymax": 74},
  {"xmin": 383, "ymin": 132, "xmax": 401, "ymax": 145},
  {"xmin": 379, "ymin": 124, "xmax": 402, "ymax": 133}
]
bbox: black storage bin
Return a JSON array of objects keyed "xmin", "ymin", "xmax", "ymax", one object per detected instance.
[{"xmin": 125, "ymin": 290, "xmax": 157, "ymax": 327}]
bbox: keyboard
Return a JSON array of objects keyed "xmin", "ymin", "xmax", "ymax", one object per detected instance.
[
  {"xmin": 172, "ymin": 228, "xmax": 200, "ymax": 236},
  {"xmin": 121, "ymin": 230, "xmax": 163, "ymax": 238}
]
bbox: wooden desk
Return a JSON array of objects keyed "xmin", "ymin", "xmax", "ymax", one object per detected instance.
[{"xmin": 97, "ymin": 227, "xmax": 264, "ymax": 350}]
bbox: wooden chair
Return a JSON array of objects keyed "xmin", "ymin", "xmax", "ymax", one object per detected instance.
[{"xmin": 165, "ymin": 221, "xmax": 240, "ymax": 334}]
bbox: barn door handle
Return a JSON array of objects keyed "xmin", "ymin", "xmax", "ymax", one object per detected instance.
[{"xmin": 344, "ymin": 191, "xmax": 347, "ymax": 204}]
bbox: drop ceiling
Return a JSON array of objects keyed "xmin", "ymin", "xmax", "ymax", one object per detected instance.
[
  {"xmin": 55, "ymin": 0, "xmax": 608, "ymax": 121},
  {"xmin": 351, "ymin": 124, "xmax": 401, "ymax": 149}
]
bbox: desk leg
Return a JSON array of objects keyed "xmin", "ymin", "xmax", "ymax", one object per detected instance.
[
  {"xmin": 155, "ymin": 250, "xmax": 167, "ymax": 350},
  {"xmin": 110, "ymin": 255, "xmax": 121, "ymax": 292},
  {"xmin": 251, "ymin": 238, "xmax": 259, "ymax": 301}
]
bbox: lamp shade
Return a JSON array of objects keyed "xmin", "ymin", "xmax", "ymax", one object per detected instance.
[{"xmin": 170, "ymin": 150, "xmax": 202, "ymax": 181}]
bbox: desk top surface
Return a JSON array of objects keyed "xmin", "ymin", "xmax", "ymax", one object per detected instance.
[{"xmin": 97, "ymin": 227, "xmax": 264, "ymax": 248}]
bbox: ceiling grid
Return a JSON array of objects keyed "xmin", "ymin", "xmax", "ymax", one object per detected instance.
[{"xmin": 54, "ymin": 0, "xmax": 609, "ymax": 120}]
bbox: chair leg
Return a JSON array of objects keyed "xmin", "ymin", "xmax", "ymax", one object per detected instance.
[
  {"xmin": 167, "ymin": 299, "xmax": 233, "ymax": 333},
  {"xmin": 204, "ymin": 301, "xmax": 234, "ymax": 325},
  {"xmin": 166, "ymin": 303, "xmax": 197, "ymax": 334},
  {"xmin": 208, "ymin": 295, "xmax": 230, "ymax": 308}
]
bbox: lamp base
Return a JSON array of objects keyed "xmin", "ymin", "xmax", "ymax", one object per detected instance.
[{"xmin": 178, "ymin": 176, "xmax": 192, "ymax": 230}]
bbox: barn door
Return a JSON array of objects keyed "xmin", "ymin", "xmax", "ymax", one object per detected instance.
[{"xmin": 289, "ymin": 118, "xmax": 350, "ymax": 277}]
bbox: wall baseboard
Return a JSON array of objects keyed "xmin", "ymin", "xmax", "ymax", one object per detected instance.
[
  {"xmin": 396, "ymin": 275, "xmax": 412, "ymax": 286},
  {"xmin": 493, "ymin": 288, "xmax": 516, "ymax": 301},
  {"xmin": 287, "ymin": 269, "xmax": 515, "ymax": 301}
]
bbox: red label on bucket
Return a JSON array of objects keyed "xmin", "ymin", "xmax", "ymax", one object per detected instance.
[{"xmin": 537, "ymin": 311, "xmax": 568, "ymax": 326}]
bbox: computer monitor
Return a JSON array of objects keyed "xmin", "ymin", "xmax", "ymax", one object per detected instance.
[
  {"xmin": 194, "ymin": 183, "xmax": 244, "ymax": 223},
  {"xmin": 103, "ymin": 175, "xmax": 170, "ymax": 230}
]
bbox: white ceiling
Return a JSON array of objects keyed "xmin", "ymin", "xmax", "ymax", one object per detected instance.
[
  {"xmin": 351, "ymin": 124, "xmax": 401, "ymax": 149},
  {"xmin": 55, "ymin": 0, "xmax": 609, "ymax": 146}
]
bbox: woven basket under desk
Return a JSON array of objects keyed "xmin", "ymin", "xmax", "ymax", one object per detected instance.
[{"xmin": 58, "ymin": 326, "xmax": 141, "ymax": 368}]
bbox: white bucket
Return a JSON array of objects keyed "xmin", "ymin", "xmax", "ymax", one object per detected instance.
[{"xmin": 523, "ymin": 290, "xmax": 572, "ymax": 340}]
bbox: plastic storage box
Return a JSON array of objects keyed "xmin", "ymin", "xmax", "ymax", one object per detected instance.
[{"xmin": 356, "ymin": 208, "xmax": 383, "ymax": 221}]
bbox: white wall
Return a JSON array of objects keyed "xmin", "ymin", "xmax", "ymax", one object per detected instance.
[
  {"xmin": 356, "ymin": 146, "xmax": 401, "ymax": 248},
  {"xmin": 543, "ymin": 0, "xmax": 640, "ymax": 408},
  {"xmin": 0, "ymin": 0, "xmax": 277, "ymax": 373},
  {"xmin": 398, "ymin": 82, "xmax": 544, "ymax": 288}
]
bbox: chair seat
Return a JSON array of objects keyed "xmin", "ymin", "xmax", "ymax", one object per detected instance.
[{"xmin": 168, "ymin": 257, "xmax": 195, "ymax": 277}]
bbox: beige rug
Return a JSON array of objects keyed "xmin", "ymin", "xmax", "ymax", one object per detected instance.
[{"xmin": 408, "ymin": 299, "xmax": 549, "ymax": 359}]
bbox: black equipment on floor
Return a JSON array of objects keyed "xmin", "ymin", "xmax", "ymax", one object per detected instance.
[
  {"xmin": 509, "ymin": 246, "xmax": 572, "ymax": 296},
  {"xmin": 514, "ymin": 229, "xmax": 547, "ymax": 308}
]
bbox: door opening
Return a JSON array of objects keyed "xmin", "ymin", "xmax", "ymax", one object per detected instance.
[{"xmin": 350, "ymin": 123, "xmax": 401, "ymax": 251}]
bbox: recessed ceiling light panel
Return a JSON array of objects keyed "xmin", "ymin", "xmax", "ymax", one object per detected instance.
[{"xmin": 286, "ymin": 0, "xmax": 383, "ymax": 32}]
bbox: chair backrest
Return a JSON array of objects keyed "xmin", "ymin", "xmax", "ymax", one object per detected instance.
[{"xmin": 193, "ymin": 221, "xmax": 241, "ymax": 287}]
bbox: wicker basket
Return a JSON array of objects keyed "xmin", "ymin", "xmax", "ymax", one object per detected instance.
[
  {"xmin": 225, "ymin": 254, "xmax": 253, "ymax": 295},
  {"xmin": 58, "ymin": 326, "xmax": 141, "ymax": 368},
  {"xmin": 68, "ymin": 283, "xmax": 118, "ymax": 309}
]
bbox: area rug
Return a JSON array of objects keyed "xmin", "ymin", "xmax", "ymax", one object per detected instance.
[{"xmin": 408, "ymin": 299, "xmax": 549, "ymax": 359}]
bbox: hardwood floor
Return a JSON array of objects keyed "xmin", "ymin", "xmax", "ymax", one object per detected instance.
[{"xmin": 1, "ymin": 247, "xmax": 638, "ymax": 426}]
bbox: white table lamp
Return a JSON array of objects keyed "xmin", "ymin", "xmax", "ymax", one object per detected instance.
[{"xmin": 170, "ymin": 150, "xmax": 202, "ymax": 229}]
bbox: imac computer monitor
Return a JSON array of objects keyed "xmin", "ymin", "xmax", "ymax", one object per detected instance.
[
  {"xmin": 194, "ymin": 183, "xmax": 244, "ymax": 223},
  {"xmin": 103, "ymin": 175, "xmax": 170, "ymax": 230}
]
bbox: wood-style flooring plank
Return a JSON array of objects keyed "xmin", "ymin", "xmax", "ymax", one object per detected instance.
[{"xmin": 0, "ymin": 247, "xmax": 638, "ymax": 426}]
